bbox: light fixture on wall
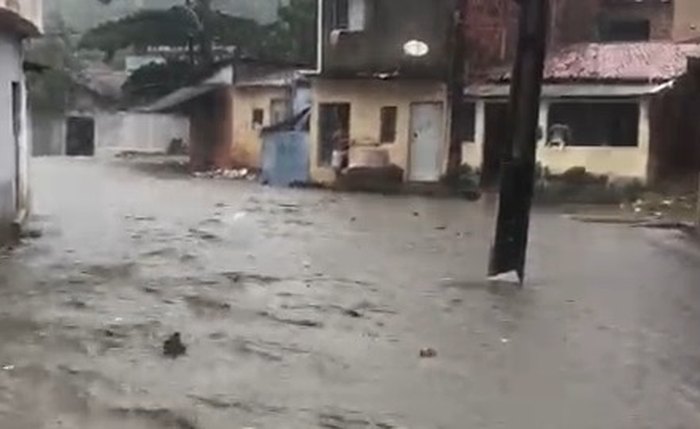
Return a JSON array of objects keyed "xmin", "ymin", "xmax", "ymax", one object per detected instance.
[{"xmin": 403, "ymin": 40, "xmax": 430, "ymax": 57}]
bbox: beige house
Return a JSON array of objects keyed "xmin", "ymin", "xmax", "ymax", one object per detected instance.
[
  {"xmin": 231, "ymin": 70, "xmax": 308, "ymax": 168},
  {"xmin": 465, "ymin": 42, "xmax": 700, "ymax": 185},
  {"xmin": 145, "ymin": 63, "xmax": 308, "ymax": 171},
  {"xmin": 309, "ymin": 0, "xmax": 458, "ymax": 184},
  {"xmin": 309, "ymin": 78, "xmax": 449, "ymax": 183}
]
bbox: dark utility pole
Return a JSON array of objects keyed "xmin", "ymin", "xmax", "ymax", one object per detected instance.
[
  {"xmin": 488, "ymin": 0, "xmax": 549, "ymax": 283},
  {"xmin": 447, "ymin": 0, "xmax": 467, "ymax": 177}
]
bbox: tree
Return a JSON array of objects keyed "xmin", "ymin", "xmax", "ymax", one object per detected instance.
[
  {"xmin": 26, "ymin": 16, "xmax": 83, "ymax": 112},
  {"xmin": 85, "ymin": 0, "xmax": 317, "ymax": 102},
  {"xmin": 260, "ymin": 0, "xmax": 317, "ymax": 66}
]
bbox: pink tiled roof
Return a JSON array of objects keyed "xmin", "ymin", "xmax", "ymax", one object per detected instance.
[{"xmin": 493, "ymin": 42, "xmax": 700, "ymax": 83}]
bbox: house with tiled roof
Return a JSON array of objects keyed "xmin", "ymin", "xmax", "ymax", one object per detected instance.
[{"xmin": 463, "ymin": 41, "xmax": 700, "ymax": 185}]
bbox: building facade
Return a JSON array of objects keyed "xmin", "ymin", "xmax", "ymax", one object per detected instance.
[
  {"xmin": 465, "ymin": 42, "xmax": 700, "ymax": 185},
  {"xmin": 310, "ymin": 0, "xmax": 458, "ymax": 183},
  {"xmin": 0, "ymin": 0, "xmax": 42, "ymax": 243}
]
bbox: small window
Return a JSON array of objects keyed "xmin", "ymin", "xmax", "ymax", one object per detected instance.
[
  {"xmin": 379, "ymin": 106, "xmax": 397, "ymax": 143},
  {"xmin": 270, "ymin": 99, "xmax": 291, "ymax": 125},
  {"xmin": 252, "ymin": 108, "xmax": 264, "ymax": 129},
  {"xmin": 331, "ymin": 0, "xmax": 349, "ymax": 30},
  {"xmin": 599, "ymin": 19, "xmax": 650, "ymax": 41}
]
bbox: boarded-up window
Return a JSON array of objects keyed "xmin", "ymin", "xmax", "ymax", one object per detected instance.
[
  {"xmin": 252, "ymin": 108, "xmax": 264, "ymax": 129},
  {"xmin": 547, "ymin": 102, "xmax": 639, "ymax": 147},
  {"xmin": 380, "ymin": 106, "xmax": 397, "ymax": 143},
  {"xmin": 318, "ymin": 103, "xmax": 350, "ymax": 165}
]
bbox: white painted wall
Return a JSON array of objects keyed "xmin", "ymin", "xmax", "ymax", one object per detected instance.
[
  {"xmin": 465, "ymin": 98, "xmax": 652, "ymax": 181},
  {"xmin": 0, "ymin": 31, "xmax": 27, "ymax": 240},
  {"xmin": 462, "ymin": 100, "xmax": 485, "ymax": 169},
  {"xmin": 94, "ymin": 112, "xmax": 190, "ymax": 157}
]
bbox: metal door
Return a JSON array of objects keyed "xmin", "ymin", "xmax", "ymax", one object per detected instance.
[{"xmin": 409, "ymin": 102, "xmax": 444, "ymax": 182}]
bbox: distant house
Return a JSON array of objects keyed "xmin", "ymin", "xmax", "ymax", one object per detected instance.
[
  {"xmin": 465, "ymin": 42, "xmax": 700, "ymax": 185},
  {"xmin": 309, "ymin": 0, "xmax": 458, "ymax": 183},
  {"xmin": 32, "ymin": 63, "xmax": 189, "ymax": 158},
  {"xmin": 144, "ymin": 60, "xmax": 309, "ymax": 171},
  {"xmin": 0, "ymin": 0, "xmax": 42, "ymax": 243}
]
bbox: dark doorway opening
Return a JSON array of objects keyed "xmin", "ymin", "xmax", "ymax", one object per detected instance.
[
  {"xmin": 482, "ymin": 102, "xmax": 509, "ymax": 188},
  {"xmin": 318, "ymin": 103, "xmax": 350, "ymax": 166},
  {"xmin": 66, "ymin": 116, "xmax": 95, "ymax": 156},
  {"xmin": 11, "ymin": 82, "xmax": 21, "ymax": 211}
]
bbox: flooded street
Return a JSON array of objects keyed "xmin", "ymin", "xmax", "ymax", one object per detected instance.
[{"xmin": 1, "ymin": 157, "xmax": 700, "ymax": 428}]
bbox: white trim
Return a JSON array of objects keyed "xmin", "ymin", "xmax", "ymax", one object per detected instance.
[{"xmin": 316, "ymin": 0, "xmax": 324, "ymax": 73}]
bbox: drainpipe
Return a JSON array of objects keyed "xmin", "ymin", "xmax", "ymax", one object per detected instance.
[{"xmin": 488, "ymin": 0, "xmax": 549, "ymax": 283}]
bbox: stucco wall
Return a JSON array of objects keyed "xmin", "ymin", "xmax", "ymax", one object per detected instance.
[
  {"xmin": 310, "ymin": 79, "xmax": 448, "ymax": 183},
  {"xmin": 0, "ymin": 31, "xmax": 25, "ymax": 242},
  {"xmin": 673, "ymin": 0, "xmax": 700, "ymax": 41},
  {"xmin": 466, "ymin": 98, "xmax": 651, "ymax": 181},
  {"xmin": 231, "ymin": 86, "xmax": 289, "ymax": 168}
]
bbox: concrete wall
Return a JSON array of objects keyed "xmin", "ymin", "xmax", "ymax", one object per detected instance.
[
  {"xmin": 32, "ymin": 111, "xmax": 190, "ymax": 157},
  {"xmin": 319, "ymin": 0, "xmax": 457, "ymax": 78},
  {"xmin": 32, "ymin": 111, "xmax": 65, "ymax": 156},
  {"xmin": 310, "ymin": 78, "xmax": 448, "ymax": 183},
  {"xmin": 600, "ymin": 2, "xmax": 673, "ymax": 40},
  {"xmin": 94, "ymin": 112, "xmax": 189, "ymax": 157},
  {"xmin": 465, "ymin": 98, "xmax": 651, "ymax": 181},
  {"xmin": 673, "ymin": 0, "xmax": 700, "ymax": 41},
  {"xmin": 230, "ymin": 86, "xmax": 290, "ymax": 168},
  {"xmin": 0, "ymin": 32, "xmax": 27, "ymax": 242}
]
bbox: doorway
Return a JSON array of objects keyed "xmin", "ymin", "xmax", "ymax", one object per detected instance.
[
  {"xmin": 409, "ymin": 102, "xmax": 444, "ymax": 182},
  {"xmin": 66, "ymin": 116, "xmax": 95, "ymax": 156},
  {"xmin": 482, "ymin": 102, "xmax": 509, "ymax": 188},
  {"xmin": 11, "ymin": 82, "xmax": 21, "ymax": 211},
  {"xmin": 318, "ymin": 103, "xmax": 350, "ymax": 166}
]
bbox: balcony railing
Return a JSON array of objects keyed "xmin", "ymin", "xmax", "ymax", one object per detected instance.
[{"xmin": 0, "ymin": 0, "xmax": 43, "ymax": 36}]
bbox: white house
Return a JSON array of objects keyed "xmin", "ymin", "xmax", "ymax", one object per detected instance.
[
  {"xmin": 464, "ymin": 42, "xmax": 700, "ymax": 186},
  {"xmin": 0, "ymin": 0, "xmax": 42, "ymax": 243}
]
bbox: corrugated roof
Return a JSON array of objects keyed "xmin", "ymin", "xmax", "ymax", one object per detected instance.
[{"xmin": 491, "ymin": 42, "xmax": 700, "ymax": 83}]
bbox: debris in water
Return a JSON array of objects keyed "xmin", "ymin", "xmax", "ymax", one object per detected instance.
[
  {"xmin": 344, "ymin": 309, "xmax": 362, "ymax": 318},
  {"xmin": 419, "ymin": 348, "xmax": 437, "ymax": 358},
  {"xmin": 412, "ymin": 211, "xmax": 420, "ymax": 217},
  {"xmin": 500, "ymin": 338, "xmax": 510, "ymax": 344},
  {"xmin": 20, "ymin": 228, "xmax": 42, "ymax": 239},
  {"xmin": 435, "ymin": 226, "xmax": 447, "ymax": 231},
  {"xmin": 2, "ymin": 365, "xmax": 15, "ymax": 371},
  {"xmin": 163, "ymin": 332, "xmax": 187, "ymax": 358}
]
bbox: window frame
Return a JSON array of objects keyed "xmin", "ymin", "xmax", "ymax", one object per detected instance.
[{"xmin": 546, "ymin": 101, "xmax": 640, "ymax": 148}]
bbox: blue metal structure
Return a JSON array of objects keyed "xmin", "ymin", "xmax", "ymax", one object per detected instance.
[{"xmin": 261, "ymin": 131, "xmax": 310, "ymax": 187}]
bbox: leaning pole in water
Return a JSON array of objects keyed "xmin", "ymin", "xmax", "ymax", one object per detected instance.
[{"xmin": 488, "ymin": 0, "xmax": 549, "ymax": 283}]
